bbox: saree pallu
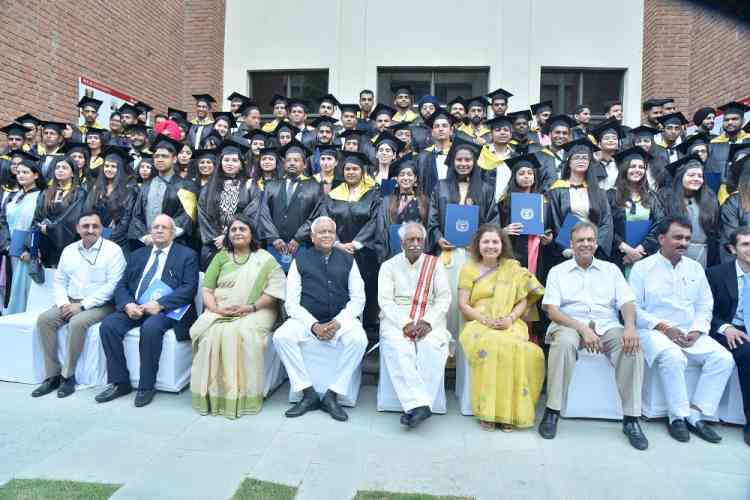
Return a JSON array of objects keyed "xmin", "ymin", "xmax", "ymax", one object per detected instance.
[
  {"xmin": 458, "ymin": 259, "xmax": 545, "ymax": 426},
  {"xmin": 190, "ymin": 250, "xmax": 284, "ymax": 418}
]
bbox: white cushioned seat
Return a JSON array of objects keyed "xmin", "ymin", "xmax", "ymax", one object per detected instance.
[{"xmin": 288, "ymin": 339, "xmax": 362, "ymax": 407}]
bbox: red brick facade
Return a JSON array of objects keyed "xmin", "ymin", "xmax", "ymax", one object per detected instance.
[
  {"xmin": 642, "ymin": 0, "xmax": 750, "ymax": 118},
  {"xmin": 0, "ymin": 0, "xmax": 225, "ymax": 127}
]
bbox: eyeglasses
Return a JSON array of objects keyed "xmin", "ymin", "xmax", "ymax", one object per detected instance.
[{"xmin": 570, "ymin": 154, "xmax": 589, "ymax": 161}]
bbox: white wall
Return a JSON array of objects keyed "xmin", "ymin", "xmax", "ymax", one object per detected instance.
[{"xmin": 224, "ymin": 0, "xmax": 644, "ymax": 126}]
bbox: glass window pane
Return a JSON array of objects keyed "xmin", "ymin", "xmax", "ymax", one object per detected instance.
[
  {"xmin": 249, "ymin": 70, "xmax": 328, "ymax": 113},
  {"xmin": 377, "ymin": 70, "xmax": 431, "ymax": 104},
  {"xmin": 582, "ymin": 71, "xmax": 623, "ymax": 116},
  {"xmin": 377, "ymin": 68, "xmax": 489, "ymax": 106},
  {"xmin": 540, "ymin": 70, "xmax": 579, "ymax": 115},
  {"xmin": 434, "ymin": 70, "xmax": 488, "ymax": 104},
  {"xmin": 250, "ymin": 72, "xmax": 286, "ymax": 110}
]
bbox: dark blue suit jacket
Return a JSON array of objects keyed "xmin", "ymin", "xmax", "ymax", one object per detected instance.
[
  {"xmin": 706, "ymin": 261, "xmax": 739, "ymax": 339},
  {"xmin": 113, "ymin": 243, "xmax": 199, "ymax": 340}
]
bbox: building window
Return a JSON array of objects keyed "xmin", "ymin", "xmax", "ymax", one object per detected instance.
[
  {"xmin": 377, "ymin": 68, "xmax": 489, "ymax": 105},
  {"xmin": 247, "ymin": 70, "xmax": 329, "ymax": 114},
  {"xmin": 540, "ymin": 68, "xmax": 625, "ymax": 119}
]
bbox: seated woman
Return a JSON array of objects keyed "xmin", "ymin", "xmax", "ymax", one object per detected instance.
[
  {"xmin": 607, "ymin": 147, "xmax": 666, "ymax": 274},
  {"xmin": 0, "ymin": 157, "xmax": 46, "ymax": 313},
  {"xmin": 83, "ymin": 146, "xmax": 135, "ymax": 252},
  {"xmin": 458, "ymin": 224, "xmax": 544, "ymax": 432},
  {"xmin": 190, "ymin": 215, "xmax": 286, "ymax": 418},
  {"xmin": 33, "ymin": 156, "xmax": 87, "ymax": 267},
  {"xmin": 379, "ymin": 157, "xmax": 428, "ymax": 258}
]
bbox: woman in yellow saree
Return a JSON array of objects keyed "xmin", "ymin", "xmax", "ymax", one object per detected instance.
[
  {"xmin": 190, "ymin": 215, "xmax": 286, "ymax": 418},
  {"xmin": 458, "ymin": 224, "xmax": 545, "ymax": 431}
]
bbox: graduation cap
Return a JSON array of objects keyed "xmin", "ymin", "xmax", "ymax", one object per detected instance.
[
  {"xmin": 506, "ymin": 153, "xmax": 542, "ymax": 173},
  {"xmin": 530, "ymin": 100, "xmax": 553, "ymax": 115},
  {"xmin": 118, "ymin": 103, "xmax": 139, "ymax": 117},
  {"xmin": 444, "ymin": 138, "xmax": 480, "ymax": 166},
  {"xmin": 718, "ymin": 101, "xmax": 750, "ymax": 117},
  {"xmin": 193, "ymin": 148, "xmax": 218, "ymax": 161},
  {"xmin": 227, "ymin": 92, "xmax": 251, "ymax": 104},
  {"xmin": 270, "ymin": 94, "xmax": 289, "ymax": 107},
  {"xmin": 8, "ymin": 149, "xmax": 40, "ymax": 166},
  {"xmin": 484, "ymin": 115, "xmax": 513, "ymax": 130},
  {"xmin": 629, "ymin": 125, "xmax": 660, "ymax": 139},
  {"xmin": 388, "ymin": 156, "xmax": 419, "ymax": 179},
  {"xmin": 125, "ymin": 123, "xmax": 148, "ymax": 135},
  {"xmin": 542, "ymin": 114, "xmax": 577, "ymax": 135},
  {"xmin": 341, "ymin": 151, "xmax": 370, "ymax": 167},
  {"xmin": 134, "ymin": 101, "xmax": 153, "ymax": 114},
  {"xmin": 212, "ymin": 112, "xmax": 237, "ymax": 128},
  {"xmin": 387, "ymin": 121, "xmax": 414, "ymax": 134},
  {"xmin": 373, "ymin": 132, "xmax": 405, "ymax": 153},
  {"xmin": 560, "ymin": 138, "xmax": 600, "ymax": 156},
  {"xmin": 78, "ymin": 96, "xmax": 103, "ymax": 110},
  {"xmin": 167, "ymin": 107, "xmax": 188, "ymax": 122},
  {"xmin": 465, "ymin": 96, "xmax": 490, "ymax": 109},
  {"xmin": 14, "ymin": 113, "xmax": 41, "ymax": 127},
  {"xmin": 244, "ymin": 130, "xmax": 273, "ymax": 143},
  {"xmin": 424, "ymin": 108, "xmax": 457, "ymax": 128},
  {"xmin": 40, "ymin": 121, "xmax": 66, "ymax": 133},
  {"xmin": 59, "ymin": 142, "xmax": 90, "ymax": 155},
  {"xmin": 152, "ymin": 134, "xmax": 183, "ymax": 154},
  {"xmin": 317, "ymin": 94, "xmax": 340, "ymax": 107},
  {"xmin": 85, "ymin": 126, "xmax": 109, "ymax": 137},
  {"xmin": 278, "ymin": 139, "xmax": 310, "ymax": 158},
  {"xmin": 192, "ymin": 94, "xmax": 217, "ymax": 105},
  {"xmin": 658, "ymin": 112, "xmax": 688, "ymax": 127},
  {"xmin": 310, "ymin": 116, "xmax": 338, "ymax": 129},
  {"xmin": 487, "ymin": 88, "xmax": 514, "ymax": 102},
  {"xmin": 507, "ymin": 110, "xmax": 533, "ymax": 123},
  {"xmin": 258, "ymin": 147, "xmax": 279, "ymax": 158},
  {"xmin": 447, "ymin": 96, "xmax": 466, "ymax": 110},
  {"xmin": 659, "ymin": 98, "xmax": 675, "ymax": 106},
  {"xmin": 102, "ymin": 145, "xmax": 131, "ymax": 166},
  {"xmin": 391, "ymin": 84, "xmax": 414, "ymax": 96},
  {"xmin": 641, "ymin": 99, "xmax": 663, "ymax": 112},
  {"xmin": 238, "ymin": 100, "xmax": 261, "ymax": 115},
  {"xmin": 218, "ymin": 138, "xmax": 250, "ymax": 157},
  {"xmin": 676, "ymin": 133, "xmax": 710, "ymax": 156},
  {"xmin": 287, "ymin": 98, "xmax": 309, "ymax": 111},
  {"xmin": 729, "ymin": 142, "xmax": 750, "ymax": 162},
  {"xmin": 665, "ymin": 153, "xmax": 703, "ymax": 178},
  {"xmin": 0, "ymin": 122, "xmax": 31, "ymax": 137},
  {"xmin": 614, "ymin": 146, "xmax": 651, "ymax": 164},
  {"xmin": 339, "ymin": 103, "xmax": 361, "ymax": 114},
  {"xmin": 274, "ymin": 121, "xmax": 301, "ymax": 138},
  {"xmin": 590, "ymin": 117, "xmax": 626, "ymax": 140},
  {"xmin": 340, "ymin": 129, "xmax": 365, "ymax": 142},
  {"xmin": 369, "ymin": 104, "xmax": 397, "ymax": 120},
  {"xmin": 316, "ymin": 144, "xmax": 340, "ymax": 157}
]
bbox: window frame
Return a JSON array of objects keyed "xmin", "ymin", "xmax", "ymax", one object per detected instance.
[
  {"xmin": 377, "ymin": 66, "xmax": 490, "ymax": 107},
  {"xmin": 540, "ymin": 67, "xmax": 626, "ymax": 122},
  {"xmin": 246, "ymin": 68, "xmax": 330, "ymax": 118}
]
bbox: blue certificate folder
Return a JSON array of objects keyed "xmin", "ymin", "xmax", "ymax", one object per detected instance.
[
  {"xmin": 101, "ymin": 228, "xmax": 113, "ymax": 240},
  {"xmin": 380, "ymin": 179, "xmax": 397, "ymax": 196},
  {"xmin": 510, "ymin": 193, "xmax": 544, "ymax": 235},
  {"xmin": 137, "ymin": 279, "xmax": 190, "ymax": 321},
  {"xmin": 555, "ymin": 214, "xmax": 582, "ymax": 250},
  {"xmin": 625, "ymin": 219, "xmax": 651, "ymax": 247},
  {"xmin": 266, "ymin": 245, "xmax": 294, "ymax": 273},
  {"xmin": 9, "ymin": 230, "xmax": 29, "ymax": 257},
  {"xmin": 444, "ymin": 204, "xmax": 479, "ymax": 247},
  {"xmin": 704, "ymin": 171, "xmax": 721, "ymax": 193}
]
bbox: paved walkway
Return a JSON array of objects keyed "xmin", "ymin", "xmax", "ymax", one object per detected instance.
[{"xmin": 0, "ymin": 381, "xmax": 748, "ymax": 500}]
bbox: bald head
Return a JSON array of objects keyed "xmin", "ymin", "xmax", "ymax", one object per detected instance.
[{"xmin": 150, "ymin": 214, "xmax": 176, "ymax": 249}]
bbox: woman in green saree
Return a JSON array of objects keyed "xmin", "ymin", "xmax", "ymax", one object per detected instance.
[{"xmin": 190, "ymin": 215, "xmax": 286, "ymax": 418}]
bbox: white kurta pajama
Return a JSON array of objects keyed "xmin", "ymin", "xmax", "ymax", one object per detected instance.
[
  {"xmin": 630, "ymin": 253, "xmax": 735, "ymax": 419},
  {"xmin": 273, "ymin": 258, "xmax": 367, "ymax": 396},
  {"xmin": 378, "ymin": 253, "xmax": 452, "ymax": 412}
]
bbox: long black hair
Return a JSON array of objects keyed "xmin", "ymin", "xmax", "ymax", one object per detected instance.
[
  {"xmin": 203, "ymin": 148, "xmax": 249, "ymax": 226},
  {"xmin": 669, "ymin": 165, "xmax": 718, "ymax": 232},
  {"xmin": 84, "ymin": 155, "xmax": 131, "ymax": 222},
  {"xmin": 560, "ymin": 148, "xmax": 607, "ymax": 224},
  {"xmin": 445, "ymin": 144, "xmax": 483, "ymax": 205},
  {"xmin": 613, "ymin": 157, "xmax": 653, "ymax": 209}
]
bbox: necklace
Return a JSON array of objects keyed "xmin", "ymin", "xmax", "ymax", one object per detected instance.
[{"xmin": 232, "ymin": 251, "xmax": 250, "ymax": 265}]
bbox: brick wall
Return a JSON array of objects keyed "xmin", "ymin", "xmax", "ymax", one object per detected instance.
[
  {"xmin": 642, "ymin": 0, "xmax": 750, "ymax": 119},
  {"xmin": 0, "ymin": 0, "xmax": 225, "ymax": 129}
]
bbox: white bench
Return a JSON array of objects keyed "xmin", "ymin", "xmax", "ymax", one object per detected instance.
[
  {"xmin": 288, "ymin": 339, "xmax": 362, "ymax": 407},
  {"xmin": 376, "ymin": 348, "xmax": 447, "ymax": 414}
]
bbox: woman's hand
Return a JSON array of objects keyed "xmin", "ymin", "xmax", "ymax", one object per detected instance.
[
  {"xmin": 540, "ymin": 232, "xmax": 553, "ymax": 246},
  {"xmin": 438, "ymin": 238, "xmax": 455, "ymax": 250},
  {"xmin": 494, "ymin": 316, "xmax": 513, "ymax": 330},
  {"xmin": 503, "ymin": 223, "xmax": 523, "ymax": 236},
  {"xmin": 19, "ymin": 251, "xmax": 30, "ymax": 262},
  {"xmin": 213, "ymin": 234, "xmax": 225, "ymax": 249}
]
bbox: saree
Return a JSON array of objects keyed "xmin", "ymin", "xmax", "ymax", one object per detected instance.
[
  {"xmin": 190, "ymin": 249, "xmax": 286, "ymax": 418},
  {"xmin": 458, "ymin": 259, "xmax": 545, "ymax": 426}
]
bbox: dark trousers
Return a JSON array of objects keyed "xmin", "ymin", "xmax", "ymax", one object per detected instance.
[
  {"xmin": 100, "ymin": 311, "xmax": 177, "ymax": 390},
  {"xmin": 716, "ymin": 331, "xmax": 750, "ymax": 423}
]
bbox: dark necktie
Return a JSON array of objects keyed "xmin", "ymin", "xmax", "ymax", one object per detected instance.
[
  {"xmin": 137, "ymin": 250, "xmax": 162, "ymax": 301},
  {"xmin": 286, "ymin": 180, "xmax": 296, "ymax": 207}
]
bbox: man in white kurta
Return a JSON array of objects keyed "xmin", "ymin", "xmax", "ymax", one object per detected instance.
[
  {"xmin": 630, "ymin": 217, "xmax": 734, "ymax": 443},
  {"xmin": 378, "ymin": 222, "xmax": 452, "ymax": 428}
]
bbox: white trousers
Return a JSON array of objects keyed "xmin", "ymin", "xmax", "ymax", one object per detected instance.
[
  {"xmin": 380, "ymin": 330, "xmax": 449, "ymax": 412},
  {"xmin": 641, "ymin": 330, "xmax": 734, "ymax": 418},
  {"xmin": 273, "ymin": 318, "xmax": 367, "ymax": 395}
]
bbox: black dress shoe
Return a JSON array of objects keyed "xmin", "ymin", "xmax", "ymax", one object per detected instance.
[
  {"xmin": 667, "ymin": 418, "xmax": 690, "ymax": 442},
  {"xmin": 407, "ymin": 406, "xmax": 432, "ymax": 429},
  {"xmin": 320, "ymin": 390, "xmax": 348, "ymax": 421},
  {"xmin": 400, "ymin": 412, "xmax": 412, "ymax": 426},
  {"xmin": 57, "ymin": 376, "xmax": 76, "ymax": 398},
  {"xmin": 538, "ymin": 410, "xmax": 559, "ymax": 439},
  {"xmin": 686, "ymin": 420, "xmax": 722, "ymax": 443},
  {"xmin": 134, "ymin": 389, "xmax": 156, "ymax": 407},
  {"xmin": 31, "ymin": 375, "xmax": 62, "ymax": 398},
  {"xmin": 623, "ymin": 420, "xmax": 649, "ymax": 450},
  {"xmin": 95, "ymin": 383, "xmax": 132, "ymax": 403},
  {"xmin": 285, "ymin": 388, "xmax": 320, "ymax": 418},
  {"xmin": 743, "ymin": 425, "xmax": 750, "ymax": 447}
]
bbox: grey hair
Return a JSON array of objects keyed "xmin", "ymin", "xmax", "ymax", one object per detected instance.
[
  {"xmin": 310, "ymin": 216, "xmax": 336, "ymax": 234},
  {"xmin": 398, "ymin": 221, "xmax": 427, "ymax": 241},
  {"xmin": 151, "ymin": 214, "xmax": 176, "ymax": 233},
  {"xmin": 570, "ymin": 220, "xmax": 598, "ymax": 240}
]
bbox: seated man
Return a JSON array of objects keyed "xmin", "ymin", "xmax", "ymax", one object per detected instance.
[
  {"xmin": 32, "ymin": 211, "xmax": 126, "ymax": 398},
  {"xmin": 540, "ymin": 221, "xmax": 647, "ymax": 450},
  {"xmin": 95, "ymin": 214, "xmax": 199, "ymax": 407},
  {"xmin": 630, "ymin": 216, "xmax": 735, "ymax": 444},
  {"xmin": 273, "ymin": 216, "xmax": 367, "ymax": 422},
  {"xmin": 706, "ymin": 226, "xmax": 750, "ymax": 446},
  {"xmin": 378, "ymin": 222, "xmax": 451, "ymax": 428}
]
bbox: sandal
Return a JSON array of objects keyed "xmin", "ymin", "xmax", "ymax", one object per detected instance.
[
  {"xmin": 499, "ymin": 423, "xmax": 513, "ymax": 433},
  {"xmin": 480, "ymin": 420, "xmax": 496, "ymax": 432}
]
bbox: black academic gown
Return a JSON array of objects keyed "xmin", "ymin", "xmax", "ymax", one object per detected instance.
[
  {"xmin": 377, "ymin": 193, "xmax": 427, "ymax": 259},
  {"xmin": 647, "ymin": 145, "xmax": 672, "ymax": 192},
  {"xmin": 534, "ymin": 148, "xmax": 565, "ymax": 193},
  {"xmin": 254, "ymin": 177, "xmax": 323, "ymax": 246},
  {"xmin": 719, "ymin": 193, "xmax": 750, "ymax": 262},
  {"xmin": 187, "ymin": 122, "xmax": 214, "ymax": 150},
  {"xmin": 84, "ymin": 186, "xmax": 136, "ymax": 253},
  {"xmin": 33, "ymin": 186, "xmax": 87, "ymax": 267},
  {"xmin": 409, "ymin": 121, "xmax": 433, "ymax": 152},
  {"xmin": 707, "ymin": 134, "xmax": 750, "ymax": 178},
  {"xmin": 128, "ymin": 174, "xmax": 197, "ymax": 247},
  {"xmin": 606, "ymin": 189, "xmax": 666, "ymax": 270}
]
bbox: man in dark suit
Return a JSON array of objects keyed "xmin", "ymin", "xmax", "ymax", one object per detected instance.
[
  {"xmin": 706, "ymin": 226, "xmax": 750, "ymax": 446},
  {"xmin": 95, "ymin": 214, "xmax": 199, "ymax": 407}
]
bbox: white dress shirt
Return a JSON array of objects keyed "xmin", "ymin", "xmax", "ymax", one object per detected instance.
[
  {"xmin": 542, "ymin": 257, "xmax": 635, "ymax": 335},
  {"xmin": 135, "ymin": 243, "xmax": 173, "ymax": 299},
  {"xmin": 54, "ymin": 238, "xmax": 126, "ymax": 310},
  {"xmin": 629, "ymin": 252, "xmax": 713, "ymax": 334},
  {"xmin": 285, "ymin": 255, "xmax": 366, "ymax": 332}
]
